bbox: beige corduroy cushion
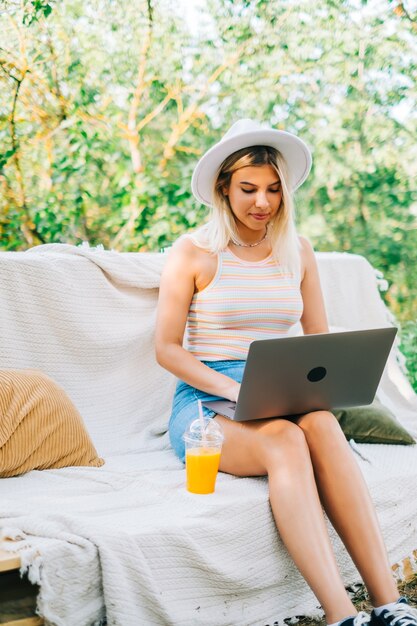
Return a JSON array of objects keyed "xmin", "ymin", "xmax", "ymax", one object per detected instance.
[{"xmin": 0, "ymin": 369, "xmax": 104, "ymax": 477}]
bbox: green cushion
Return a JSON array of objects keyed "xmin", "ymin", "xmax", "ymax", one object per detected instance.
[{"xmin": 334, "ymin": 400, "xmax": 415, "ymax": 445}]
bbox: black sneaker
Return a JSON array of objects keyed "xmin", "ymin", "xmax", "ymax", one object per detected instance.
[
  {"xmin": 341, "ymin": 611, "xmax": 371, "ymax": 626},
  {"xmin": 370, "ymin": 598, "xmax": 417, "ymax": 626}
]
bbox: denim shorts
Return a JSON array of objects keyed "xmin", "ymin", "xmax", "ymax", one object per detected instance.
[{"xmin": 169, "ymin": 360, "xmax": 245, "ymax": 463}]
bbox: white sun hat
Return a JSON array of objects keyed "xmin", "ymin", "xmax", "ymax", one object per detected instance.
[{"xmin": 191, "ymin": 118, "xmax": 312, "ymax": 207}]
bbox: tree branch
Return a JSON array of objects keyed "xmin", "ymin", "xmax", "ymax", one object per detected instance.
[
  {"xmin": 110, "ymin": 205, "xmax": 141, "ymax": 249},
  {"xmin": 393, "ymin": 2, "xmax": 417, "ymax": 30},
  {"xmin": 126, "ymin": 7, "xmax": 154, "ymax": 174},
  {"xmin": 110, "ymin": 1, "xmax": 156, "ymax": 250},
  {"xmin": 5, "ymin": 20, "xmax": 46, "ymax": 245},
  {"xmin": 158, "ymin": 43, "xmax": 248, "ymax": 172},
  {"xmin": 45, "ymin": 29, "xmax": 67, "ymax": 121},
  {"xmin": 157, "ymin": 5, "xmax": 295, "ymax": 172}
]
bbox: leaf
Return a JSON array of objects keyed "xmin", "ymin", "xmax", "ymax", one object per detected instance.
[{"xmin": 0, "ymin": 149, "xmax": 16, "ymax": 171}]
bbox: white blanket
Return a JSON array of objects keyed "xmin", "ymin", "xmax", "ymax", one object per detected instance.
[{"xmin": 0, "ymin": 245, "xmax": 416, "ymax": 626}]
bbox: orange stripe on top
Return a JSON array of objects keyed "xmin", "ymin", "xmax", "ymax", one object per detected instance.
[{"xmin": 185, "ymin": 247, "xmax": 303, "ymax": 361}]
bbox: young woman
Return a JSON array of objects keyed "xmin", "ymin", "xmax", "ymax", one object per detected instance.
[{"xmin": 155, "ymin": 119, "xmax": 416, "ymax": 626}]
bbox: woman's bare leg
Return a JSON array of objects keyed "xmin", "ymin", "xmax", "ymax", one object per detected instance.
[
  {"xmin": 215, "ymin": 414, "xmax": 357, "ymax": 623},
  {"xmin": 296, "ymin": 411, "xmax": 399, "ymax": 607}
]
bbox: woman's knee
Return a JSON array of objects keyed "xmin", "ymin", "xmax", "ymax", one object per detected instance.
[
  {"xmin": 297, "ymin": 410, "xmax": 345, "ymax": 447},
  {"xmin": 214, "ymin": 416, "xmax": 309, "ymax": 476},
  {"xmin": 258, "ymin": 418, "xmax": 309, "ymax": 463}
]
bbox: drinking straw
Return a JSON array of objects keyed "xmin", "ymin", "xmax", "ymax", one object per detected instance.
[{"xmin": 198, "ymin": 399, "xmax": 207, "ymax": 443}]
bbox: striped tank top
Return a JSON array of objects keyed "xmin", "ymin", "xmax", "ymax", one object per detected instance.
[{"xmin": 185, "ymin": 247, "xmax": 303, "ymax": 361}]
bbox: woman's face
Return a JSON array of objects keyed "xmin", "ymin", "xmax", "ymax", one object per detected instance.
[{"xmin": 224, "ymin": 164, "xmax": 282, "ymax": 235}]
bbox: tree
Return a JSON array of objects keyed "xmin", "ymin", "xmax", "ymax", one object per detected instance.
[{"xmin": 0, "ymin": 0, "xmax": 416, "ymax": 325}]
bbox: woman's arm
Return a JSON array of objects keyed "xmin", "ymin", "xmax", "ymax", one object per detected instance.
[
  {"xmin": 299, "ymin": 236, "xmax": 329, "ymax": 335},
  {"xmin": 155, "ymin": 238, "xmax": 240, "ymax": 402}
]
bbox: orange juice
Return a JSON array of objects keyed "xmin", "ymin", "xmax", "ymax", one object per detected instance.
[{"xmin": 185, "ymin": 447, "xmax": 221, "ymax": 494}]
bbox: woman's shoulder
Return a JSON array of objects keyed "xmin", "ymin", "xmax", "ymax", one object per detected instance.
[
  {"xmin": 170, "ymin": 233, "xmax": 206, "ymax": 258},
  {"xmin": 165, "ymin": 233, "xmax": 217, "ymax": 289},
  {"xmin": 165, "ymin": 233, "xmax": 212, "ymax": 273},
  {"xmin": 298, "ymin": 234, "xmax": 314, "ymax": 252},
  {"xmin": 298, "ymin": 235, "xmax": 318, "ymax": 279}
]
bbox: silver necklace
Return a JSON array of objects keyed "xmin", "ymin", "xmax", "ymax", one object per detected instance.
[{"xmin": 231, "ymin": 230, "xmax": 268, "ymax": 248}]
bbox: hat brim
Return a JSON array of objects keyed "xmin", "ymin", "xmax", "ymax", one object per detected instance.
[{"xmin": 191, "ymin": 129, "xmax": 312, "ymax": 207}]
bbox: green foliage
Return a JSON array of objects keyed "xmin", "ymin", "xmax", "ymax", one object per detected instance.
[
  {"xmin": 0, "ymin": 0, "xmax": 416, "ymax": 382},
  {"xmin": 1, "ymin": 0, "xmax": 56, "ymax": 26},
  {"xmin": 22, "ymin": 1, "xmax": 55, "ymax": 26},
  {"xmin": 399, "ymin": 321, "xmax": 417, "ymax": 393}
]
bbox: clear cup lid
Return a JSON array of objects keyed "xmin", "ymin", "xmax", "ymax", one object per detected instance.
[{"xmin": 183, "ymin": 418, "xmax": 224, "ymax": 444}]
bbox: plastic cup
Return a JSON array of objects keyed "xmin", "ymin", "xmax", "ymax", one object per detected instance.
[{"xmin": 183, "ymin": 418, "xmax": 224, "ymax": 494}]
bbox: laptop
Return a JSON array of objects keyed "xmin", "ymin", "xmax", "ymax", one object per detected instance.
[{"xmin": 202, "ymin": 327, "xmax": 397, "ymax": 421}]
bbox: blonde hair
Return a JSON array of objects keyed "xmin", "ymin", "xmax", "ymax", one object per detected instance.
[{"xmin": 190, "ymin": 146, "xmax": 301, "ymax": 275}]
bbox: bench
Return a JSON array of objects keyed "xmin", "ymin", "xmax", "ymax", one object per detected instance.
[{"xmin": 0, "ymin": 245, "xmax": 416, "ymax": 625}]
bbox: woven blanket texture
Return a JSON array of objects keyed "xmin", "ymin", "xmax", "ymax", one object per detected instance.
[{"xmin": 0, "ymin": 244, "xmax": 416, "ymax": 626}]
